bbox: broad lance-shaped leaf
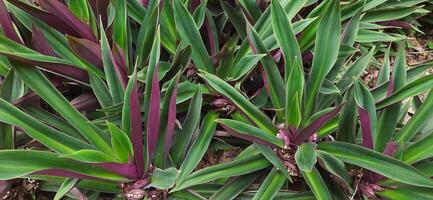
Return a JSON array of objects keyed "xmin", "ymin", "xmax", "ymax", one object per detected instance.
[
  {"xmin": 376, "ymin": 49, "xmax": 406, "ymax": 152},
  {"xmin": 170, "ymin": 88, "xmax": 202, "ymax": 167},
  {"xmin": 293, "ymin": 105, "xmax": 342, "ymax": 145},
  {"xmin": 0, "ymin": 150, "xmax": 126, "ymax": 181},
  {"xmin": 177, "ymin": 112, "xmax": 218, "ymax": 183},
  {"xmin": 7, "ymin": 0, "xmax": 81, "ymax": 38},
  {"xmin": 403, "ymin": 129, "xmax": 433, "ymax": 164},
  {"xmin": 301, "ymin": 167, "xmax": 332, "ymax": 200},
  {"xmin": 216, "ymin": 119, "xmax": 284, "ymax": 148},
  {"xmin": 354, "ymin": 80, "xmax": 376, "ymax": 149},
  {"xmin": 154, "ymin": 73, "xmax": 179, "ymax": 167},
  {"xmin": 100, "ymin": 23, "xmax": 126, "ymax": 103},
  {"xmin": 135, "ymin": 0, "xmax": 159, "ymax": 69},
  {"xmin": 67, "ymin": 36, "xmax": 103, "ymax": 69},
  {"xmin": 252, "ymin": 168, "xmax": 286, "ymax": 200},
  {"xmin": 173, "ymin": 0, "xmax": 214, "ymax": 73},
  {"xmin": 336, "ymin": 87, "xmax": 357, "ymax": 143},
  {"xmin": 395, "ymin": 90, "xmax": 433, "ymax": 143},
  {"xmin": 271, "ymin": 0, "xmax": 302, "ymax": 81},
  {"xmin": 53, "ymin": 178, "xmax": 79, "ymax": 200},
  {"xmin": 295, "ymin": 143, "xmax": 318, "ymax": 172},
  {"xmin": 376, "ymin": 74, "xmax": 433, "ymax": 109},
  {"xmin": 32, "ymin": 26, "xmax": 89, "ymax": 83},
  {"xmin": 111, "ymin": 0, "xmax": 128, "ymax": 68},
  {"xmin": 286, "ymin": 59, "xmax": 304, "ymax": 128},
  {"xmin": 11, "ymin": 61, "xmax": 113, "ymax": 153},
  {"xmin": 0, "ymin": 71, "xmax": 22, "ymax": 149},
  {"xmin": 247, "ymin": 22, "xmax": 285, "ymax": 120},
  {"xmin": 305, "ymin": 0, "xmax": 341, "ymax": 117},
  {"xmin": 0, "ymin": 93, "xmax": 92, "ymax": 153},
  {"xmin": 199, "ymin": 71, "xmax": 277, "ymax": 135},
  {"xmin": 174, "ymin": 154, "xmax": 270, "ymax": 191},
  {"xmin": 0, "ymin": 0, "xmax": 22, "ymax": 43},
  {"xmin": 318, "ymin": 141, "xmax": 433, "ymax": 188},
  {"xmin": 121, "ymin": 70, "xmax": 144, "ymax": 176},
  {"xmin": 209, "ymin": 173, "xmax": 260, "ymax": 200},
  {"xmin": 107, "ymin": 121, "xmax": 133, "ymax": 164},
  {"xmin": 37, "ymin": 0, "xmax": 96, "ymax": 42},
  {"xmin": 144, "ymin": 29, "xmax": 161, "ymax": 164}
]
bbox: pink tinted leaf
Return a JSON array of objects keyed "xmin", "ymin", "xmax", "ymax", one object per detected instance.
[
  {"xmin": 67, "ymin": 36, "xmax": 103, "ymax": 69},
  {"xmin": 0, "ymin": 0, "xmax": 22, "ymax": 43},
  {"xmin": 8, "ymin": 0, "xmax": 81, "ymax": 37},
  {"xmin": 129, "ymin": 74, "xmax": 145, "ymax": 178},
  {"xmin": 220, "ymin": 124, "xmax": 281, "ymax": 148},
  {"xmin": 294, "ymin": 105, "xmax": 343, "ymax": 145},
  {"xmin": 13, "ymin": 78, "xmax": 66, "ymax": 106},
  {"xmin": 358, "ymin": 107, "xmax": 374, "ymax": 149},
  {"xmin": 108, "ymin": 44, "xmax": 128, "ymax": 89},
  {"xmin": 37, "ymin": 0, "xmax": 96, "ymax": 41},
  {"xmin": 164, "ymin": 79, "xmax": 178, "ymax": 156},
  {"xmin": 88, "ymin": 0, "xmax": 109, "ymax": 26},
  {"xmin": 31, "ymin": 24, "xmax": 57, "ymax": 56},
  {"xmin": 146, "ymin": 63, "xmax": 160, "ymax": 163}
]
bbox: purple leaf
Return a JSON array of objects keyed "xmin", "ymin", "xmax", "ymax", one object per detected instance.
[
  {"xmin": 70, "ymin": 92, "xmax": 100, "ymax": 111},
  {"xmin": 0, "ymin": 0, "xmax": 22, "ymax": 43},
  {"xmin": 67, "ymin": 36, "xmax": 103, "ymax": 69},
  {"xmin": 8, "ymin": 0, "xmax": 81, "ymax": 38},
  {"xmin": 302, "ymin": 51, "xmax": 313, "ymax": 65},
  {"xmin": 383, "ymin": 141, "xmax": 399, "ymax": 157},
  {"xmin": 88, "ymin": 0, "xmax": 109, "ymax": 26},
  {"xmin": 164, "ymin": 79, "xmax": 178, "ymax": 157},
  {"xmin": 37, "ymin": 0, "xmax": 96, "ymax": 42},
  {"xmin": 146, "ymin": 64, "xmax": 161, "ymax": 163},
  {"xmin": 95, "ymin": 162, "xmax": 139, "ymax": 179},
  {"xmin": 386, "ymin": 73, "xmax": 394, "ymax": 97},
  {"xmin": 0, "ymin": 52, "xmax": 89, "ymax": 83},
  {"xmin": 112, "ymin": 43, "xmax": 129, "ymax": 80},
  {"xmin": 69, "ymin": 187, "xmax": 87, "ymax": 200},
  {"xmin": 129, "ymin": 74, "xmax": 145, "ymax": 178},
  {"xmin": 31, "ymin": 24, "xmax": 57, "ymax": 56},
  {"xmin": 0, "ymin": 180, "xmax": 12, "ymax": 197},
  {"xmin": 220, "ymin": 124, "xmax": 280, "ymax": 148},
  {"xmin": 108, "ymin": 44, "xmax": 128, "ymax": 89},
  {"xmin": 358, "ymin": 106, "xmax": 374, "ymax": 149},
  {"xmin": 377, "ymin": 21, "xmax": 412, "ymax": 30},
  {"xmin": 293, "ymin": 105, "xmax": 343, "ymax": 145},
  {"xmin": 141, "ymin": 0, "xmax": 149, "ymax": 7}
]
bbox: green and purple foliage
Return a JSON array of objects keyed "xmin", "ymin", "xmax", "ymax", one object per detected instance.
[{"xmin": 0, "ymin": 0, "xmax": 432, "ymax": 199}]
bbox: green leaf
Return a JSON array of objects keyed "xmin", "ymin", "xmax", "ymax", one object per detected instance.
[
  {"xmin": 336, "ymin": 87, "xmax": 357, "ymax": 143},
  {"xmin": 247, "ymin": 23, "xmax": 285, "ymax": 119},
  {"xmin": 12, "ymin": 62, "xmax": 112, "ymax": 153},
  {"xmin": 376, "ymin": 48, "xmax": 406, "ymax": 152},
  {"xmin": 355, "ymin": 30, "xmax": 402, "ymax": 43},
  {"xmin": 252, "ymin": 168, "xmax": 286, "ymax": 200},
  {"xmin": 148, "ymin": 167, "xmax": 178, "ymax": 190},
  {"xmin": 0, "ymin": 150, "xmax": 126, "ymax": 181},
  {"xmin": 354, "ymin": 80, "xmax": 377, "ymax": 148},
  {"xmin": 173, "ymin": 0, "xmax": 214, "ymax": 73},
  {"xmin": 209, "ymin": 173, "xmax": 259, "ymax": 200},
  {"xmin": 295, "ymin": 143, "xmax": 318, "ymax": 172},
  {"xmin": 135, "ymin": 0, "xmax": 159, "ymax": 68},
  {"xmin": 174, "ymin": 154, "xmax": 270, "ymax": 191},
  {"xmin": 192, "ymin": 0, "xmax": 207, "ymax": 28},
  {"xmin": 286, "ymin": 59, "xmax": 304, "ymax": 128},
  {"xmin": 336, "ymin": 47, "xmax": 374, "ymax": 92},
  {"xmin": 53, "ymin": 178, "xmax": 79, "ymax": 200},
  {"xmin": 111, "ymin": 0, "xmax": 129, "ymax": 68},
  {"xmin": 61, "ymin": 149, "xmax": 117, "ymax": 163},
  {"xmin": 0, "ymin": 71, "xmax": 22, "ymax": 149},
  {"xmin": 177, "ymin": 112, "xmax": 218, "ymax": 183},
  {"xmin": 316, "ymin": 150, "xmax": 351, "ymax": 186},
  {"xmin": 271, "ymin": 0, "xmax": 303, "ymax": 81},
  {"xmin": 227, "ymin": 54, "xmax": 265, "ymax": 81},
  {"xmin": 305, "ymin": 0, "xmax": 341, "ymax": 117},
  {"xmin": 171, "ymin": 88, "xmax": 202, "ymax": 167},
  {"xmin": 216, "ymin": 119, "xmax": 284, "ymax": 148},
  {"xmin": 89, "ymin": 72, "xmax": 113, "ymax": 108},
  {"xmin": 301, "ymin": 167, "xmax": 332, "ymax": 200},
  {"xmin": 100, "ymin": 23, "xmax": 124, "ymax": 103},
  {"xmin": 378, "ymin": 185, "xmax": 433, "ymax": 200},
  {"xmin": 376, "ymin": 74, "xmax": 433, "ymax": 109},
  {"xmin": 254, "ymin": 144, "xmax": 292, "ymax": 181},
  {"xmin": 199, "ymin": 72, "xmax": 277, "ymax": 135},
  {"xmin": 318, "ymin": 141, "xmax": 433, "ymax": 188},
  {"xmin": 107, "ymin": 121, "xmax": 133, "ymax": 163}
]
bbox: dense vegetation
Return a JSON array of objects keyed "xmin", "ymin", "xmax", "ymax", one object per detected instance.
[{"xmin": 1, "ymin": 0, "xmax": 433, "ymax": 199}]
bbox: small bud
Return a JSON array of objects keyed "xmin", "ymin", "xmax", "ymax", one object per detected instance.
[{"xmin": 125, "ymin": 189, "xmax": 145, "ymax": 200}]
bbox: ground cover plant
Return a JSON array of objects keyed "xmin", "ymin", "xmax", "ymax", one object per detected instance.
[{"xmin": 1, "ymin": 0, "xmax": 433, "ymax": 199}]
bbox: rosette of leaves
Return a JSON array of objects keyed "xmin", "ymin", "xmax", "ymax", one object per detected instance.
[{"xmin": 0, "ymin": 0, "xmax": 431, "ymax": 200}]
